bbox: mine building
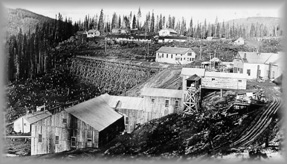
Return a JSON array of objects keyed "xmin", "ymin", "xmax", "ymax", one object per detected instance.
[
  {"xmin": 233, "ymin": 51, "xmax": 283, "ymax": 80},
  {"xmin": 100, "ymin": 94, "xmax": 144, "ymax": 133},
  {"xmin": 30, "ymin": 96, "xmax": 124, "ymax": 155},
  {"xmin": 141, "ymin": 88, "xmax": 183, "ymax": 119},
  {"xmin": 181, "ymin": 68, "xmax": 248, "ymax": 112},
  {"xmin": 155, "ymin": 46, "xmax": 196, "ymax": 64}
]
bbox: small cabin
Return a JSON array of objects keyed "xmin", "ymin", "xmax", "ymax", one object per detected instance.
[{"xmin": 233, "ymin": 37, "xmax": 245, "ymax": 45}]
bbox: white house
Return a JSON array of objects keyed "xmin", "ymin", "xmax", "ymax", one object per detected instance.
[
  {"xmin": 233, "ymin": 51, "xmax": 283, "ymax": 80},
  {"xmin": 233, "ymin": 37, "xmax": 245, "ymax": 45},
  {"xmin": 13, "ymin": 110, "xmax": 52, "ymax": 133},
  {"xmin": 158, "ymin": 28, "xmax": 178, "ymax": 36},
  {"xmin": 86, "ymin": 29, "xmax": 100, "ymax": 38},
  {"xmin": 155, "ymin": 47, "xmax": 196, "ymax": 64}
]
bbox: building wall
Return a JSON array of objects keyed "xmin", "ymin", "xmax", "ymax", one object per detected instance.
[
  {"xmin": 270, "ymin": 65, "xmax": 282, "ymax": 79},
  {"xmin": 202, "ymin": 76, "xmax": 247, "ymax": 90},
  {"xmin": 31, "ymin": 110, "xmax": 71, "ymax": 155},
  {"xmin": 233, "ymin": 59, "xmax": 244, "ymax": 73},
  {"xmin": 155, "ymin": 51, "xmax": 196, "ymax": 64},
  {"xmin": 117, "ymin": 109, "xmax": 145, "ymax": 133},
  {"xmin": 243, "ymin": 63, "xmax": 269, "ymax": 79},
  {"xmin": 142, "ymin": 96, "xmax": 182, "ymax": 121},
  {"xmin": 13, "ymin": 117, "xmax": 30, "ymax": 133},
  {"xmin": 98, "ymin": 117, "xmax": 125, "ymax": 147}
]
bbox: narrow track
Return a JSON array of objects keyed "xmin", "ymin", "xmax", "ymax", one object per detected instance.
[{"xmin": 231, "ymin": 96, "xmax": 281, "ymax": 147}]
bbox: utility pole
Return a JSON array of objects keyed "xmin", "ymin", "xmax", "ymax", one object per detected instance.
[
  {"xmin": 105, "ymin": 37, "xmax": 107, "ymax": 54},
  {"xmin": 200, "ymin": 45, "xmax": 202, "ymax": 60}
]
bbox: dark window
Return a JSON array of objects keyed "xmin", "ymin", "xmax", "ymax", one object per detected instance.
[
  {"xmin": 87, "ymin": 131, "xmax": 92, "ymax": 141},
  {"xmin": 71, "ymin": 137, "xmax": 76, "ymax": 147},
  {"xmin": 175, "ymin": 100, "xmax": 179, "ymax": 109},
  {"xmin": 24, "ymin": 123, "xmax": 26, "ymax": 126},
  {"xmin": 126, "ymin": 117, "xmax": 129, "ymax": 124},
  {"xmin": 171, "ymin": 54, "xmax": 173, "ymax": 58},
  {"xmin": 63, "ymin": 118, "xmax": 67, "ymax": 124},
  {"xmin": 38, "ymin": 134, "xmax": 42, "ymax": 142},
  {"xmin": 55, "ymin": 136, "xmax": 59, "ymax": 144},
  {"xmin": 212, "ymin": 78, "xmax": 215, "ymax": 81},
  {"xmin": 166, "ymin": 54, "xmax": 168, "ymax": 58},
  {"xmin": 151, "ymin": 99, "xmax": 155, "ymax": 103},
  {"xmin": 165, "ymin": 100, "xmax": 169, "ymax": 107},
  {"xmin": 184, "ymin": 58, "xmax": 186, "ymax": 60},
  {"xmin": 188, "ymin": 53, "xmax": 192, "ymax": 56},
  {"xmin": 238, "ymin": 80, "xmax": 242, "ymax": 82},
  {"xmin": 247, "ymin": 69, "xmax": 251, "ymax": 76}
]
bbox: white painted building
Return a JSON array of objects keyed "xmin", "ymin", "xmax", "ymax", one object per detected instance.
[
  {"xmin": 156, "ymin": 47, "xmax": 196, "ymax": 64},
  {"xmin": 86, "ymin": 29, "xmax": 100, "ymax": 38},
  {"xmin": 233, "ymin": 51, "xmax": 283, "ymax": 80},
  {"xmin": 158, "ymin": 28, "xmax": 178, "ymax": 36},
  {"xmin": 13, "ymin": 110, "xmax": 52, "ymax": 133},
  {"xmin": 233, "ymin": 37, "xmax": 245, "ymax": 45}
]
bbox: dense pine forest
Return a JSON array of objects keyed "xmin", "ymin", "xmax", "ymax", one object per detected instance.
[{"xmin": 5, "ymin": 13, "xmax": 79, "ymax": 83}]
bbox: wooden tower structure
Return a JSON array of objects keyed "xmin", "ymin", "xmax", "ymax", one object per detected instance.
[{"xmin": 183, "ymin": 74, "xmax": 202, "ymax": 113}]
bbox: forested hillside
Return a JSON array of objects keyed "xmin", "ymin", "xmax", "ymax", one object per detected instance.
[{"xmin": 5, "ymin": 12, "xmax": 79, "ymax": 83}]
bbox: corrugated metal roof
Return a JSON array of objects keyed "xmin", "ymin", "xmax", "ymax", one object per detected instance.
[
  {"xmin": 24, "ymin": 111, "xmax": 52, "ymax": 124},
  {"xmin": 156, "ymin": 46, "xmax": 192, "ymax": 54},
  {"xmin": 100, "ymin": 94, "xmax": 143, "ymax": 110},
  {"xmin": 141, "ymin": 88, "xmax": 182, "ymax": 99},
  {"xmin": 238, "ymin": 51, "xmax": 277, "ymax": 64},
  {"xmin": 65, "ymin": 96, "xmax": 123, "ymax": 131},
  {"xmin": 205, "ymin": 71, "xmax": 248, "ymax": 79},
  {"xmin": 180, "ymin": 68, "xmax": 206, "ymax": 76}
]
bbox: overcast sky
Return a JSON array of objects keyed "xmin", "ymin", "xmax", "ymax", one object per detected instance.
[{"xmin": 1, "ymin": 0, "xmax": 285, "ymax": 24}]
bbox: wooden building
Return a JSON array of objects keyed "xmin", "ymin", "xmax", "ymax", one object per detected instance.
[
  {"xmin": 233, "ymin": 37, "xmax": 245, "ymax": 45},
  {"xmin": 202, "ymin": 71, "xmax": 247, "ymax": 90},
  {"xmin": 158, "ymin": 28, "xmax": 178, "ymax": 36},
  {"xmin": 181, "ymin": 68, "xmax": 247, "ymax": 90},
  {"xmin": 155, "ymin": 47, "xmax": 196, "ymax": 64},
  {"xmin": 30, "ymin": 96, "xmax": 124, "ymax": 155},
  {"xmin": 233, "ymin": 51, "xmax": 283, "ymax": 80},
  {"xmin": 13, "ymin": 110, "xmax": 52, "ymax": 133},
  {"xmin": 141, "ymin": 88, "xmax": 183, "ymax": 118},
  {"xmin": 86, "ymin": 29, "xmax": 100, "ymax": 37},
  {"xmin": 100, "ymin": 94, "xmax": 144, "ymax": 133}
]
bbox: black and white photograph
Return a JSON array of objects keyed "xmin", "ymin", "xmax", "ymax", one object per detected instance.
[{"xmin": 1, "ymin": 0, "xmax": 286, "ymax": 162}]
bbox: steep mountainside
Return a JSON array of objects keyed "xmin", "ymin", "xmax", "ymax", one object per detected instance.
[{"xmin": 5, "ymin": 8, "xmax": 54, "ymax": 36}]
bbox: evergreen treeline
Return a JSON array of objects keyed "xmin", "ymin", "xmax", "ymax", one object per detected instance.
[
  {"xmin": 5, "ymin": 13, "xmax": 79, "ymax": 83},
  {"xmin": 80, "ymin": 8, "xmax": 283, "ymax": 38}
]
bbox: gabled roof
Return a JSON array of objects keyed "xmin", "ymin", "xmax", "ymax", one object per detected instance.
[
  {"xmin": 180, "ymin": 68, "xmax": 206, "ymax": 77},
  {"xmin": 23, "ymin": 111, "xmax": 52, "ymax": 124},
  {"xmin": 100, "ymin": 94, "xmax": 143, "ymax": 110},
  {"xmin": 238, "ymin": 51, "xmax": 278, "ymax": 64},
  {"xmin": 141, "ymin": 88, "xmax": 182, "ymax": 99},
  {"xmin": 65, "ymin": 96, "xmax": 123, "ymax": 131},
  {"xmin": 156, "ymin": 47, "xmax": 192, "ymax": 54}
]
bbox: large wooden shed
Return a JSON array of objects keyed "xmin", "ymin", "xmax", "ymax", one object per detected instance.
[{"xmin": 30, "ymin": 96, "xmax": 124, "ymax": 155}]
